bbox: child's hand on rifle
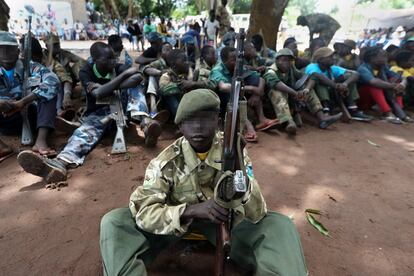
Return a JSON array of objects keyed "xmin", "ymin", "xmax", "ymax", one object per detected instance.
[{"xmin": 182, "ymin": 199, "xmax": 229, "ymax": 224}]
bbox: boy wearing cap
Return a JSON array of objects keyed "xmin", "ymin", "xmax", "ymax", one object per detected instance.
[
  {"xmin": 17, "ymin": 42, "xmax": 160, "ymax": 183},
  {"xmin": 305, "ymin": 47, "xmax": 372, "ymax": 121},
  {"xmin": 99, "ymin": 88, "xmax": 308, "ymax": 276},
  {"xmin": 333, "ymin": 39, "xmax": 360, "ymax": 70},
  {"xmin": 263, "ymin": 48, "xmax": 342, "ymax": 134},
  {"xmin": 0, "ymin": 31, "xmax": 59, "ymax": 158}
]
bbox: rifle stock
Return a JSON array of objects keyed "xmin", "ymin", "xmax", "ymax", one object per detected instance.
[
  {"xmin": 21, "ymin": 14, "xmax": 34, "ymax": 145},
  {"xmin": 110, "ymin": 90, "xmax": 127, "ymax": 154},
  {"xmin": 215, "ymin": 28, "xmax": 247, "ymax": 276},
  {"xmin": 96, "ymin": 90, "xmax": 127, "ymax": 154}
]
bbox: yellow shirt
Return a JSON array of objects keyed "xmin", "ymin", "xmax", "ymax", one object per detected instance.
[
  {"xmin": 390, "ymin": 65, "xmax": 414, "ymax": 78},
  {"xmin": 196, "ymin": 151, "xmax": 209, "ymax": 161}
]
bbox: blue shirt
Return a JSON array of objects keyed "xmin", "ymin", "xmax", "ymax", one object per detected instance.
[
  {"xmin": 0, "ymin": 60, "xmax": 60, "ymax": 102},
  {"xmin": 4, "ymin": 68, "xmax": 15, "ymax": 83},
  {"xmin": 305, "ymin": 63, "xmax": 346, "ymax": 79},
  {"xmin": 357, "ymin": 63, "xmax": 399, "ymax": 85}
]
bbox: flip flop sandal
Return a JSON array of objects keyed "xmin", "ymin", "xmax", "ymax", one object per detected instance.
[
  {"xmin": 31, "ymin": 146, "xmax": 58, "ymax": 158},
  {"xmin": 244, "ymin": 132, "xmax": 258, "ymax": 143},
  {"xmin": 144, "ymin": 121, "xmax": 162, "ymax": 147},
  {"xmin": 255, "ymin": 119, "xmax": 280, "ymax": 131},
  {"xmin": 17, "ymin": 150, "xmax": 67, "ymax": 183},
  {"xmin": 0, "ymin": 151, "xmax": 15, "ymax": 163}
]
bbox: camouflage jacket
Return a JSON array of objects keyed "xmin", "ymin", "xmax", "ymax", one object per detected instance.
[
  {"xmin": 194, "ymin": 60, "xmax": 216, "ymax": 91},
  {"xmin": 0, "ymin": 60, "xmax": 60, "ymax": 102},
  {"xmin": 217, "ymin": 5, "xmax": 231, "ymax": 35},
  {"xmin": 129, "ymin": 132, "xmax": 267, "ymax": 236},
  {"xmin": 142, "ymin": 57, "xmax": 168, "ymax": 76},
  {"xmin": 159, "ymin": 69, "xmax": 191, "ymax": 97},
  {"xmin": 42, "ymin": 52, "xmax": 73, "ymax": 84},
  {"xmin": 58, "ymin": 49, "xmax": 86, "ymax": 81},
  {"xmin": 304, "ymin": 13, "xmax": 341, "ymax": 34},
  {"xmin": 263, "ymin": 63, "xmax": 304, "ymax": 90}
]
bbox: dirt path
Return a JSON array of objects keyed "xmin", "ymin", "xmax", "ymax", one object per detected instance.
[{"xmin": 1, "ymin": 120, "xmax": 414, "ymax": 276}]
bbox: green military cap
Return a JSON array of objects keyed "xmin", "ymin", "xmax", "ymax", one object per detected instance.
[
  {"xmin": 46, "ymin": 34, "xmax": 60, "ymax": 44},
  {"xmin": 334, "ymin": 39, "xmax": 356, "ymax": 50},
  {"xmin": 312, "ymin": 47, "xmax": 334, "ymax": 62},
  {"xmin": 174, "ymin": 89, "xmax": 220, "ymax": 124},
  {"xmin": 275, "ymin": 48, "xmax": 295, "ymax": 59},
  {"xmin": 0, "ymin": 31, "xmax": 19, "ymax": 46}
]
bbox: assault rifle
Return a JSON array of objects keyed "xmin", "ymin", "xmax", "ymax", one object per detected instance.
[
  {"xmin": 215, "ymin": 28, "xmax": 249, "ymax": 276},
  {"xmin": 97, "ymin": 88, "xmax": 127, "ymax": 154},
  {"xmin": 20, "ymin": 5, "xmax": 35, "ymax": 145}
]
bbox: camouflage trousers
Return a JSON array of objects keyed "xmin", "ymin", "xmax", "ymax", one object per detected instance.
[
  {"xmin": 57, "ymin": 88, "xmax": 148, "ymax": 166},
  {"xmin": 100, "ymin": 208, "xmax": 308, "ymax": 276},
  {"xmin": 314, "ymin": 83, "xmax": 359, "ymax": 108},
  {"xmin": 268, "ymin": 89, "xmax": 323, "ymax": 123}
]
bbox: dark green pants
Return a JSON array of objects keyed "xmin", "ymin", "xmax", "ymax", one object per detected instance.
[
  {"xmin": 100, "ymin": 208, "xmax": 307, "ymax": 276},
  {"xmin": 314, "ymin": 82, "xmax": 359, "ymax": 107}
]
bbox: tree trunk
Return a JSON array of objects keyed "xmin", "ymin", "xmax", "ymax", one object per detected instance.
[
  {"xmin": 104, "ymin": 0, "xmax": 121, "ymax": 19},
  {"xmin": 248, "ymin": 0, "xmax": 289, "ymax": 50},
  {"xmin": 127, "ymin": 0, "xmax": 133, "ymax": 19}
]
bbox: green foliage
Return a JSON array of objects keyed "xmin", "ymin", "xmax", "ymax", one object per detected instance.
[
  {"xmin": 287, "ymin": 0, "xmax": 317, "ymax": 15},
  {"xmin": 153, "ymin": 0, "xmax": 176, "ymax": 17},
  {"xmin": 140, "ymin": 0, "xmax": 154, "ymax": 17},
  {"xmin": 231, "ymin": 0, "xmax": 252, "ymax": 14}
]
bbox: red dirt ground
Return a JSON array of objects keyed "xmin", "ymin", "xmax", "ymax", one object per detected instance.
[{"xmin": 1, "ymin": 119, "xmax": 414, "ymax": 276}]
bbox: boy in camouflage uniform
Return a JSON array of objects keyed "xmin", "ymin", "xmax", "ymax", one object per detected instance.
[
  {"xmin": 159, "ymin": 49, "xmax": 210, "ymax": 118},
  {"xmin": 99, "ymin": 88, "xmax": 308, "ymax": 276},
  {"xmin": 17, "ymin": 42, "xmax": 160, "ymax": 183},
  {"xmin": 333, "ymin": 39, "xmax": 360, "ymax": 70},
  {"xmin": 263, "ymin": 48, "xmax": 342, "ymax": 134},
  {"xmin": 193, "ymin": 45, "xmax": 216, "ymax": 90},
  {"xmin": 244, "ymin": 41, "xmax": 273, "ymax": 75},
  {"xmin": 0, "ymin": 31, "xmax": 59, "ymax": 158},
  {"xmin": 44, "ymin": 34, "xmax": 75, "ymax": 118}
]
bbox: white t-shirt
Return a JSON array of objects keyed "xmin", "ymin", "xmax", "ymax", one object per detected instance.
[{"xmin": 205, "ymin": 19, "xmax": 219, "ymax": 40}]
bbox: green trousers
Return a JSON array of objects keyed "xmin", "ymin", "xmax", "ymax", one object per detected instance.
[
  {"xmin": 269, "ymin": 89, "xmax": 323, "ymax": 123},
  {"xmin": 100, "ymin": 208, "xmax": 308, "ymax": 276},
  {"xmin": 314, "ymin": 82, "xmax": 359, "ymax": 107}
]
